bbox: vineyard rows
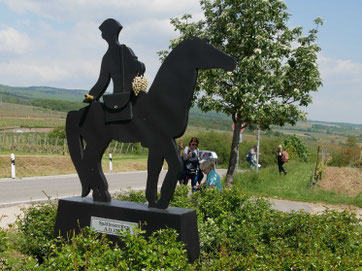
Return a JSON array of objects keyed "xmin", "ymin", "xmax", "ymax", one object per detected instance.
[
  {"xmin": 0, "ymin": 118, "xmax": 64, "ymax": 129},
  {"xmin": 0, "ymin": 134, "xmax": 144, "ymax": 155}
]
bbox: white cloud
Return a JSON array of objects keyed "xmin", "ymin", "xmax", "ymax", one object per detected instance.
[
  {"xmin": 0, "ymin": 57, "xmax": 100, "ymax": 88},
  {"xmin": 305, "ymin": 55, "xmax": 362, "ymax": 124},
  {"xmin": 0, "ymin": 27, "xmax": 33, "ymax": 54},
  {"xmin": 0, "ymin": 0, "xmax": 204, "ymax": 90},
  {"xmin": 318, "ymin": 54, "xmax": 362, "ymax": 86}
]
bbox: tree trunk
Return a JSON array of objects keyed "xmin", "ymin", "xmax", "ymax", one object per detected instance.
[{"xmin": 225, "ymin": 118, "xmax": 243, "ymax": 186}]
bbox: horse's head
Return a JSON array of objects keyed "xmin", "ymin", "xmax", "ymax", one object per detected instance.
[{"xmin": 184, "ymin": 38, "xmax": 236, "ymax": 72}]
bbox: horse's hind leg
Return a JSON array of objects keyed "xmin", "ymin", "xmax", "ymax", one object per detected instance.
[
  {"xmin": 155, "ymin": 138, "xmax": 183, "ymax": 209},
  {"xmin": 82, "ymin": 137, "xmax": 111, "ymax": 202},
  {"xmin": 146, "ymin": 148, "xmax": 164, "ymax": 207}
]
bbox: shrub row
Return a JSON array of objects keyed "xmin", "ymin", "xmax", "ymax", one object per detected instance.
[{"xmin": 1, "ymin": 185, "xmax": 360, "ymax": 270}]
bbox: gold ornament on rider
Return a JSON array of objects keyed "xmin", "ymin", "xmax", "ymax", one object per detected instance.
[{"xmin": 132, "ymin": 75, "xmax": 148, "ymax": 96}]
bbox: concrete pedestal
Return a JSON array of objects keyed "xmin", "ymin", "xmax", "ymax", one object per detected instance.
[{"xmin": 54, "ymin": 196, "xmax": 200, "ymax": 262}]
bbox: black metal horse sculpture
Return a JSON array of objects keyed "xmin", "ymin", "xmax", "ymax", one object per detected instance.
[{"xmin": 66, "ymin": 37, "xmax": 236, "ymax": 209}]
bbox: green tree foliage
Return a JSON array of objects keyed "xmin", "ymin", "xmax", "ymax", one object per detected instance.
[
  {"xmin": 48, "ymin": 125, "xmax": 66, "ymax": 140},
  {"xmin": 160, "ymin": 0, "xmax": 323, "ymax": 185},
  {"xmin": 31, "ymin": 99, "xmax": 83, "ymax": 112},
  {"xmin": 328, "ymin": 145, "xmax": 361, "ymax": 167},
  {"xmin": 193, "ymin": 131, "xmax": 232, "ymax": 164},
  {"xmin": 282, "ymin": 134, "xmax": 309, "ymax": 162},
  {"xmin": 345, "ymin": 135, "xmax": 358, "ymax": 148}
]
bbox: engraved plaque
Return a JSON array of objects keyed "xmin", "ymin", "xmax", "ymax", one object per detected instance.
[{"xmin": 90, "ymin": 216, "xmax": 138, "ymax": 236}]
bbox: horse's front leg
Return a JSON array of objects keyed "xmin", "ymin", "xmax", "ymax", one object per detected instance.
[
  {"xmin": 146, "ymin": 148, "xmax": 164, "ymax": 207},
  {"xmin": 156, "ymin": 138, "xmax": 183, "ymax": 209},
  {"xmin": 82, "ymin": 137, "xmax": 111, "ymax": 202}
]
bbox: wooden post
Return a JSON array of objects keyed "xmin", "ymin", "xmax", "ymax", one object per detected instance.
[
  {"xmin": 107, "ymin": 142, "xmax": 111, "ymax": 154},
  {"xmin": 126, "ymin": 143, "xmax": 131, "ymax": 154},
  {"xmin": 119, "ymin": 143, "xmax": 124, "ymax": 154},
  {"xmin": 63, "ymin": 139, "xmax": 66, "ymax": 155},
  {"xmin": 312, "ymin": 146, "xmax": 321, "ymax": 186},
  {"xmin": 113, "ymin": 141, "xmax": 118, "ymax": 153}
]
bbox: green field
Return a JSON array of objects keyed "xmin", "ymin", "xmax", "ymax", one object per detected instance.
[
  {"xmin": 0, "ymin": 103, "xmax": 65, "ymax": 119},
  {"xmin": 0, "ymin": 118, "xmax": 64, "ymax": 130},
  {"xmin": 234, "ymin": 162, "xmax": 362, "ymax": 207},
  {"xmin": 272, "ymin": 120, "xmax": 362, "ymax": 144}
]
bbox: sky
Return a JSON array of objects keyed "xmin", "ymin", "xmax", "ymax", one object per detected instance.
[{"xmin": 0, "ymin": 0, "xmax": 361, "ymax": 124}]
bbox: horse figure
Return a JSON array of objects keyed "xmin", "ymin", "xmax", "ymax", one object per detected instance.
[{"xmin": 66, "ymin": 38, "xmax": 236, "ymax": 209}]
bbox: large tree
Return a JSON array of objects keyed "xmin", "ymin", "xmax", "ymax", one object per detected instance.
[{"xmin": 159, "ymin": 0, "xmax": 322, "ymax": 185}]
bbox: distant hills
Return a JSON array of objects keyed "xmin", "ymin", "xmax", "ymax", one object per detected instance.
[
  {"xmin": 0, "ymin": 84, "xmax": 86, "ymax": 112},
  {"xmin": 0, "ymin": 84, "xmax": 87, "ymax": 102},
  {"xmin": 0, "ymin": 84, "xmax": 361, "ymax": 134}
]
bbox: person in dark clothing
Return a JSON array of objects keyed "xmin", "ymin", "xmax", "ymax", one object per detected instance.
[
  {"xmin": 277, "ymin": 145, "xmax": 287, "ymax": 175},
  {"xmin": 182, "ymin": 137, "xmax": 204, "ymax": 191}
]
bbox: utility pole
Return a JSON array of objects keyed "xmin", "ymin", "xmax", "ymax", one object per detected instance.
[{"xmin": 256, "ymin": 126, "xmax": 260, "ymax": 172}]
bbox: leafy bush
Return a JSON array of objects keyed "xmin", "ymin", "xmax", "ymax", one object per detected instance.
[
  {"xmin": 189, "ymin": 188, "xmax": 360, "ymax": 270},
  {"xmin": 328, "ymin": 145, "xmax": 361, "ymax": 167},
  {"xmin": 184, "ymin": 130, "xmax": 232, "ymax": 165},
  {"xmin": 14, "ymin": 200, "xmax": 58, "ymax": 262},
  {"xmin": 48, "ymin": 125, "xmax": 66, "ymax": 140},
  {"xmin": 113, "ymin": 189, "xmax": 147, "ymax": 203},
  {"xmin": 0, "ymin": 228, "xmax": 9, "ymax": 268},
  {"xmin": 5, "ymin": 185, "xmax": 361, "ymax": 270},
  {"xmin": 31, "ymin": 99, "xmax": 83, "ymax": 112},
  {"xmin": 41, "ymin": 227, "xmax": 188, "ymax": 270},
  {"xmin": 282, "ymin": 134, "xmax": 309, "ymax": 162},
  {"xmin": 0, "ymin": 228, "xmax": 8, "ymax": 254},
  {"xmin": 351, "ymin": 158, "xmax": 362, "ymax": 168}
]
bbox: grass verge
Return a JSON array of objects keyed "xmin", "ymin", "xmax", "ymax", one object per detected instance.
[
  {"xmin": 233, "ymin": 161, "xmax": 362, "ymax": 207},
  {"xmin": 0, "ymin": 154, "xmax": 148, "ymax": 178}
]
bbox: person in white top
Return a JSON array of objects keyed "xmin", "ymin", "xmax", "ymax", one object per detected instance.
[{"xmin": 181, "ymin": 137, "xmax": 203, "ymax": 191}]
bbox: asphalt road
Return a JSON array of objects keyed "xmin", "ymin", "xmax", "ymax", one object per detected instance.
[
  {"xmin": 0, "ymin": 169, "xmax": 229, "ymax": 207},
  {"xmin": 0, "ymin": 171, "xmax": 165, "ymax": 207}
]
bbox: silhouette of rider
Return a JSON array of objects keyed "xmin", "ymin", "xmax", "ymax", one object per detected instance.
[{"xmin": 83, "ymin": 18, "xmax": 145, "ymax": 108}]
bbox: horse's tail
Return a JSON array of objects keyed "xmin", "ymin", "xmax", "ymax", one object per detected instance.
[{"xmin": 66, "ymin": 109, "xmax": 91, "ymax": 197}]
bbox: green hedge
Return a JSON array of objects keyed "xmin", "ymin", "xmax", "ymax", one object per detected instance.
[{"xmin": 1, "ymin": 186, "xmax": 360, "ymax": 270}]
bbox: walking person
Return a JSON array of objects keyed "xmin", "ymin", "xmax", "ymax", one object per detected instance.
[
  {"xmin": 277, "ymin": 145, "xmax": 287, "ymax": 175},
  {"xmin": 249, "ymin": 145, "xmax": 258, "ymax": 170}
]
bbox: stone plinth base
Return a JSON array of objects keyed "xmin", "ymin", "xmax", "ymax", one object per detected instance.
[{"xmin": 54, "ymin": 196, "xmax": 200, "ymax": 262}]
